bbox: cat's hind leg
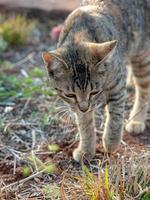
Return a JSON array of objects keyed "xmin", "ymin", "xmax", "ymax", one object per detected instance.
[
  {"xmin": 126, "ymin": 64, "xmax": 134, "ymax": 88},
  {"xmin": 126, "ymin": 52, "xmax": 150, "ymax": 134}
]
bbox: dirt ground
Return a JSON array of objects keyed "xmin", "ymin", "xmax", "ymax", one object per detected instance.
[{"xmin": 0, "ymin": 8, "xmax": 149, "ymax": 200}]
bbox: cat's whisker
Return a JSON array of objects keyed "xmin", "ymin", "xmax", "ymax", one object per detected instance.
[
  {"xmin": 56, "ymin": 104, "xmax": 68, "ymax": 109},
  {"xmin": 65, "ymin": 113, "xmax": 74, "ymax": 125},
  {"xmin": 56, "ymin": 105, "xmax": 70, "ymax": 112},
  {"xmin": 55, "ymin": 109, "xmax": 67, "ymax": 116},
  {"xmin": 51, "ymin": 109, "xmax": 69, "ymax": 120},
  {"xmin": 59, "ymin": 110, "xmax": 70, "ymax": 121}
]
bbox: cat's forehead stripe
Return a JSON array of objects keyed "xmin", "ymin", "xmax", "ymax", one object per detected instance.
[
  {"xmin": 73, "ymin": 62, "xmax": 90, "ymax": 91},
  {"xmin": 63, "ymin": 45, "xmax": 91, "ymax": 91}
]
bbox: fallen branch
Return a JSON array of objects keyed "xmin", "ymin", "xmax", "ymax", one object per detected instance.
[{"xmin": 0, "ymin": 168, "xmax": 46, "ymax": 192}]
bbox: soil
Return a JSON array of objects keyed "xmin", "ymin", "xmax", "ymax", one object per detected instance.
[{"xmin": 0, "ymin": 9, "xmax": 149, "ymax": 200}]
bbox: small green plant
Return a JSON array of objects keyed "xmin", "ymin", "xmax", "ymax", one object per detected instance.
[
  {"xmin": 0, "ymin": 67, "xmax": 55, "ymax": 102},
  {"xmin": 61, "ymin": 152, "xmax": 149, "ymax": 200},
  {"xmin": 42, "ymin": 184, "xmax": 60, "ymax": 199},
  {"xmin": 48, "ymin": 144, "xmax": 60, "ymax": 152},
  {"xmin": 140, "ymin": 192, "xmax": 150, "ymax": 200},
  {"xmin": 0, "ymin": 36, "xmax": 8, "ymax": 51},
  {"xmin": 22, "ymin": 165, "xmax": 31, "ymax": 177},
  {"xmin": 78, "ymin": 164, "xmax": 114, "ymax": 200},
  {"xmin": 40, "ymin": 112, "xmax": 51, "ymax": 128},
  {"xmin": 0, "ymin": 14, "xmax": 35, "ymax": 48},
  {"xmin": 0, "ymin": 117, "xmax": 6, "ymax": 132},
  {"xmin": 27, "ymin": 152, "xmax": 56, "ymax": 174}
]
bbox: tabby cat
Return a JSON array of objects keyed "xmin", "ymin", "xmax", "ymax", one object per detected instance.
[{"xmin": 43, "ymin": 0, "xmax": 150, "ymax": 162}]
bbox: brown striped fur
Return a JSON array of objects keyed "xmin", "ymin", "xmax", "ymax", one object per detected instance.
[{"xmin": 43, "ymin": 0, "xmax": 150, "ymax": 162}]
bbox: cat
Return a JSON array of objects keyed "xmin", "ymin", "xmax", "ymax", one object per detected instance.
[{"xmin": 42, "ymin": 0, "xmax": 150, "ymax": 162}]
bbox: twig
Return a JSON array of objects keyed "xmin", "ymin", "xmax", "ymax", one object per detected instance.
[
  {"xmin": 12, "ymin": 133, "xmax": 30, "ymax": 146},
  {"xmin": 0, "ymin": 102, "xmax": 16, "ymax": 107},
  {"xmin": 10, "ymin": 52, "xmax": 35, "ymax": 69},
  {"xmin": 13, "ymin": 156, "xmax": 17, "ymax": 175},
  {"xmin": 4, "ymin": 146, "xmax": 22, "ymax": 160},
  {"xmin": 61, "ymin": 169, "xmax": 68, "ymax": 200},
  {"xmin": 20, "ymin": 97, "xmax": 31, "ymax": 117},
  {"xmin": 1, "ymin": 168, "xmax": 46, "ymax": 192},
  {"xmin": 3, "ymin": 120, "xmax": 53, "ymax": 127},
  {"xmin": 31, "ymin": 130, "xmax": 36, "ymax": 149}
]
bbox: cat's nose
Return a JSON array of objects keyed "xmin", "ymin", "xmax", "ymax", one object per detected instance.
[{"xmin": 78, "ymin": 102, "xmax": 89, "ymax": 112}]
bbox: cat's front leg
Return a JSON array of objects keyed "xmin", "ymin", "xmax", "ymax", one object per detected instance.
[
  {"xmin": 73, "ymin": 111, "xmax": 96, "ymax": 162},
  {"xmin": 103, "ymin": 89, "xmax": 126, "ymax": 153}
]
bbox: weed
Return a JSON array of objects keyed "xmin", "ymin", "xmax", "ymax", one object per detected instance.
[
  {"xmin": 78, "ymin": 164, "xmax": 114, "ymax": 200},
  {"xmin": 0, "ymin": 14, "xmax": 35, "ymax": 49},
  {"xmin": 22, "ymin": 165, "xmax": 31, "ymax": 177},
  {"xmin": 140, "ymin": 192, "xmax": 150, "ymax": 200},
  {"xmin": 0, "ymin": 117, "xmax": 6, "ymax": 131},
  {"xmin": 0, "ymin": 67, "xmax": 55, "ymax": 102},
  {"xmin": 27, "ymin": 152, "xmax": 56, "ymax": 174},
  {"xmin": 48, "ymin": 144, "xmax": 60, "ymax": 152},
  {"xmin": 39, "ymin": 112, "xmax": 51, "ymax": 128},
  {"xmin": 42, "ymin": 184, "xmax": 60, "ymax": 199},
  {"xmin": 0, "ymin": 36, "xmax": 8, "ymax": 51},
  {"xmin": 62, "ymin": 151, "xmax": 149, "ymax": 200}
]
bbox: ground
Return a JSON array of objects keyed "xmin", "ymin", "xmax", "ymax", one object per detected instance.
[{"xmin": 0, "ymin": 8, "xmax": 149, "ymax": 200}]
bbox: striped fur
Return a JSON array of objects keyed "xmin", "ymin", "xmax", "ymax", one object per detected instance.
[{"xmin": 43, "ymin": 0, "xmax": 150, "ymax": 162}]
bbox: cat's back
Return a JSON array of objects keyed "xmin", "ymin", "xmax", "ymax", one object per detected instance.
[
  {"xmin": 81, "ymin": 0, "xmax": 150, "ymax": 51},
  {"xmin": 82, "ymin": 0, "xmax": 150, "ymax": 35},
  {"xmin": 82, "ymin": 0, "xmax": 149, "ymax": 13}
]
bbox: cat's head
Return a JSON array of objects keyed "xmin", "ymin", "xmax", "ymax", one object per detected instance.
[{"xmin": 42, "ymin": 40, "xmax": 117, "ymax": 113}]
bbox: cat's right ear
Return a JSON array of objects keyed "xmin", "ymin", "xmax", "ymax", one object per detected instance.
[
  {"xmin": 42, "ymin": 52, "xmax": 52, "ymax": 66},
  {"xmin": 42, "ymin": 51, "xmax": 68, "ymax": 77}
]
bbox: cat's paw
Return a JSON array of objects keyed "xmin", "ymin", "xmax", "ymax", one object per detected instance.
[
  {"xmin": 73, "ymin": 148, "xmax": 95, "ymax": 162},
  {"xmin": 103, "ymin": 137, "xmax": 120, "ymax": 153},
  {"xmin": 126, "ymin": 120, "xmax": 145, "ymax": 134}
]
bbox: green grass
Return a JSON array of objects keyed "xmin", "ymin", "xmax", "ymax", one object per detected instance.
[
  {"xmin": 77, "ymin": 164, "xmax": 114, "ymax": 200},
  {"xmin": 27, "ymin": 152, "xmax": 56, "ymax": 174},
  {"xmin": 0, "ymin": 14, "xmax": 35, "ymax": 51},
  {"xmin": 0, "ymin": 67, "xmax": 56, "ymax": 103},
  {"xmin": 62, "ymin": 152, "xmax": 150, "ymax": 200},
  {"xmin": 42, "ymin": 184, "xmax": 60, "ymax": 199},
  {"xmin": 80, "ymin": 158, "xmax": 149, "ymax": 200}
]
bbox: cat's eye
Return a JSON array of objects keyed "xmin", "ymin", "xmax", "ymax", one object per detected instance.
[
  {"xmin": 55, "ymin": 88, "xmax": 61, "ymax": 92},
  {"xmin": 64, "ymin": 93, "xmax": 76, "ymax": 98},
  {"xmin": 90, "ymin": 90, "xmax": 99, "ymax": 96}
]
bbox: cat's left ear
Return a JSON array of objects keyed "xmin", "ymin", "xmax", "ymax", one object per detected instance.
[{"xmin": 85, "ymin": 40, "xmax": 118, "ymax": 63}]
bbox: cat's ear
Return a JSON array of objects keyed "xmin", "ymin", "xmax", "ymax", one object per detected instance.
[
  {"xmin": 86, "ymin": 40, "xmax": 117, "ymax": 63},
  {"xmin": 42, "ymin": 50, "xmax": 68, "ymax": 77},
  {"xmin": 42, "ymin": 52, "xmax": 52, "ymax": 66}
]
